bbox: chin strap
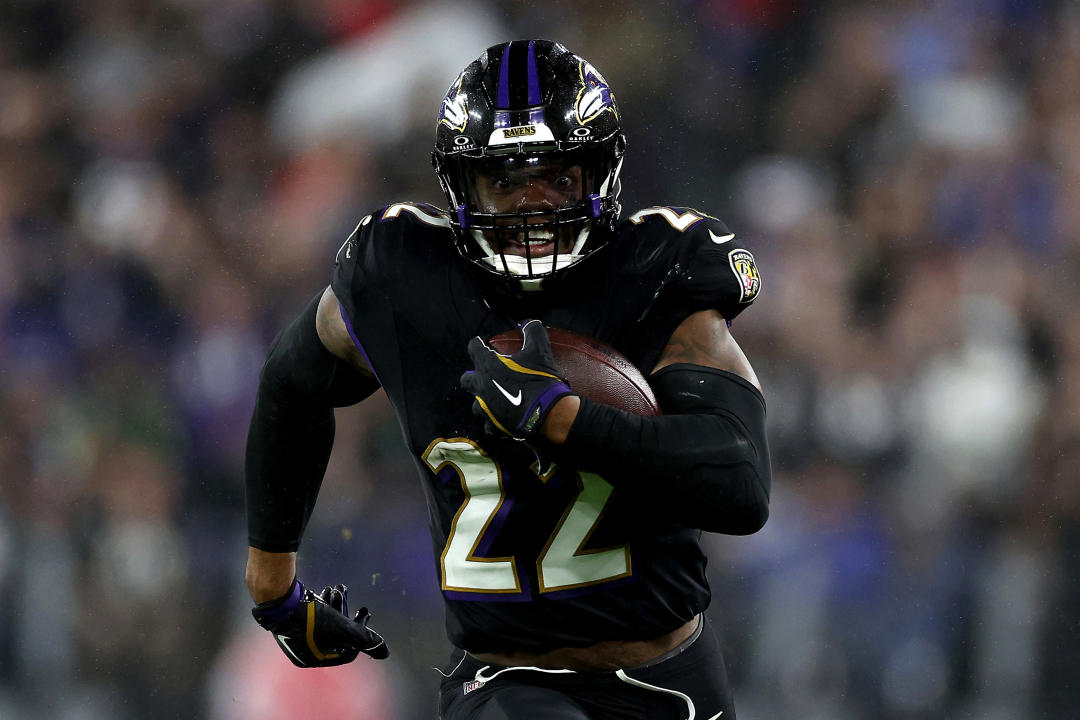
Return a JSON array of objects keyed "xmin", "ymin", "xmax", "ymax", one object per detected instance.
[
  {"xmin": 471, "ymin": 220, "xmax": 594, "ymax": 279},
  {"xmin": 483, "ymin": 251, "xmax": 585, "ymax": 277}
]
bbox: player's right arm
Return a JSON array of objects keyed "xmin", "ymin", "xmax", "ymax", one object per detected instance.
[
  {"xmin": 315, "ymin": 285, "xmax": 376, "ymax": 376},
  {"xmin": 244, "ymin": 284, "xmax": 387, "ymax": 665},
  {"xmin": 244, "ymin": 287, "xmax": 375, "ymax": 601}
]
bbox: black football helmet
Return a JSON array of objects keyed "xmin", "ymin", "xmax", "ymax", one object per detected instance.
[{"xmin": 432, "ymin": 40, "xmax": 626, "ymax": 291}]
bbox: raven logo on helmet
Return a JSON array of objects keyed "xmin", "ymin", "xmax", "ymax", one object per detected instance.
[
  {"xmin": 575, "ymin": 61, "xmax": 617, "ymax": 124},
  {"xmin": 440, "ymin": 72, "xmax": 469, "ymax": 133}
]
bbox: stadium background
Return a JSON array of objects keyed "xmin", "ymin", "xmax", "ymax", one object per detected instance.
[{"xmin": 1, "ymin": 0, "xmax": 1076, "ymax": 717}]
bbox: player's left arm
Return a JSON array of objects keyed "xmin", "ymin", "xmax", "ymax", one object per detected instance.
[
  {"xmin": 650, "ymin": 308, "xmax": 760, "ymax": 385},
  {"xmin": 464, "ymin": 215, "xmax": 771, "ymax": 534},
  {"xmin": 538, "ymin": 309, "xmax": 770, "ymax": 534},
  {"xmin": 468, "ymin": 311, "xmax": 771, "ymax": 535}
]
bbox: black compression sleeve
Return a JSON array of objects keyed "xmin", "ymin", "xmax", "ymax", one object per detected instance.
[
  {"xmin": 245, "ymin": 293, "xmax": 380, "ymax": 552},
  {"xmin": 556, "ymin": 364, "xmax": 770, "ymax": 534}
]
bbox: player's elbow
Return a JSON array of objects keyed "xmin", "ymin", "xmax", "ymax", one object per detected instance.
[
  {"xmin": 722, "ymin": 464, "xmax": 770, "ymax": 534},
  {"xmin": 684, "ymin": 444, "xmax": 771, "ymax": 535}
]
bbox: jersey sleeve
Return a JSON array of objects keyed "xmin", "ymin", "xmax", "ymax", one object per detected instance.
[
  {"xmin": 330, "ymin": 213, "xmax": 377, "ymax": 329},
  {"xmin": 669, "ymin": 208, "xmax": 761, "ymax": 321},
  {"xmin": 331, "ymin": 203, "xmax": 443, "ymax": 315},
  {"xmin": 627, "ymin": 206, "xmax": 761, "ymax": 322},
  {"xmin": 329, "ymin": 202, "xmax": 453, "ymax": 377}
]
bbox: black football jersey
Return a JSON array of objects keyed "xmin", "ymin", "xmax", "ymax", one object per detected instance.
[{"xmin": 330, "ymin": 202, "xmax": 760, "ymax": 653}]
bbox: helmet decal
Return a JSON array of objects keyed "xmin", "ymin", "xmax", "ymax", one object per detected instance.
[
  {"xmin": 525, "ymin": 41, "xmax": 542, "ymax": 105},
  {"xmin": 497, "ymin": 40, "xmax": 544, "ymax": 109},
  {"xmin": 575, "ymin": 61, "xmax": 617, "ymax": 124},
  {"xmin": 495, "ymin": 41, "xmax": 546, "ymax": 130},
  {"xmin": 488, "ymin": 122, "xmax": 556, "ymax": 147},
  {"xmin": 440, "ymin": 72, "xmax": 469, "ymax": 133}
]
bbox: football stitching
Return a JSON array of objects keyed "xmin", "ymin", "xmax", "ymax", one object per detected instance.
[{"xmin": 549, "ymin": 339, "xmax": 657, "ymax": 413}]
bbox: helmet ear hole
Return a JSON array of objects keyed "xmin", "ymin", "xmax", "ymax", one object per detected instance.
[{"xmin": 433, "ymin": 40, "xmax": 626, "ymax": 287}]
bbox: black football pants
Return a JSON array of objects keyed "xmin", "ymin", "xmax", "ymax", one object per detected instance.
[{"xmin": 437, "ymin": 616, "xmax": 734, "ymax": 720}]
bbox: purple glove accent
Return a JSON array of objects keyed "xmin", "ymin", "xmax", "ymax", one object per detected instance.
[
  {"xmin": 461, "ymin": 320, "xmax": 572, "ymax": 439},
  {"xmin": 251, "ymin": 578, "xmax": 304, "ymax": 631},
  {"xmin": 457, "ymin": 204, "xmax": 469, "ymax": 229},
  {"xmin": 528, "ymin": 381, "xmax": 573, "ymax": 420},
  {"xmin": 519, "ymin": 380, "xmax": 572, "ymax": 435}
]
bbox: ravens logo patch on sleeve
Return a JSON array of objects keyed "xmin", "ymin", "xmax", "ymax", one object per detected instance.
[{"xmin": 728, "ymin": 248, "xmax": 761, "ymax": 303}]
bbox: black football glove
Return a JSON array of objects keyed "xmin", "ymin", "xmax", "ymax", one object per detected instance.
[
  {"xmin": 460, "ymin": 319, "xmax": 573, "ymax": 440},
  {"xmin": 251, "ymin": 578, "xmax": 388, "ymax": 667}
]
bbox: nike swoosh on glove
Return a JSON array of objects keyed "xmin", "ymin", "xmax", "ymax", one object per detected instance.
[
  {"xmin": 460, "ymin": 319, "xmax": 572, "ymax": 440},
  {"xmin": 252, "ymin": 578, "xmax": 388, "ymax": 667}
]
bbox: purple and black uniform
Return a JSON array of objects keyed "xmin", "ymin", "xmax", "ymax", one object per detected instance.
[
  {"xmin": 247, "ymin": 38, "xmax": 770, "ymax": 720},
  {"xmin": 329, "ymin": 201, "xmax": 760, "ymax": 655}
]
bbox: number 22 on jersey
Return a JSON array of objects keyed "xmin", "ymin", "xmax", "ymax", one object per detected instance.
[{"xmin": 423, "ymin": 439, "xmax": 631, "ymax": 596}]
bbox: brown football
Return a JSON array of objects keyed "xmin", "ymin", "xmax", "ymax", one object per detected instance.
[{"xmin": 488, "ymin": 327, "xmax": 660, "ymax": 416}]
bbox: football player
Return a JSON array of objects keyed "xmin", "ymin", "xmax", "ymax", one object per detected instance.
[{"xmin": 245, "ymin": 40, "xmax": 771, "ymax": 719}]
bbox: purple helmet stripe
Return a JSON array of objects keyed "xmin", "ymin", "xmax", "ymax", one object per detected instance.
[
  {"xmin": 497, "ymin": 43, "xmax": 512, "ymax": 109},
  {"xmin": 526, "ymin": 40, "xmax": 541, "ymax": 106}
]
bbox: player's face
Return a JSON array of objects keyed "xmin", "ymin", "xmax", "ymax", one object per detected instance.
[{"xmin": 473, "ymin": 158, "xmax": 583, "ymax": 258}]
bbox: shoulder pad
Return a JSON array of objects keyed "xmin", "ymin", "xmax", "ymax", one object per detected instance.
[
  {"xmin": 627, "ymin": 205, "xmax": 721, "ymax": 234},
  {"xmin": 373, "ymin": 202, "xmax": 452, "ymax": 229},
  {"xmin": 331, "ymin": 201, "xmax": 453, "ymax": 305},
  {"xmin": 625, "ymin": 206, "xmax": 761, "ymax": 320},
  {"xmin": 335, "ymin": 201, "xmax": 450, "ymax": 257},
  {"xmin": 334, "ymin": 201, "xmax": 451, "ymax": 268}
]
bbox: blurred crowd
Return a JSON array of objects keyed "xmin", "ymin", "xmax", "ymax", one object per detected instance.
[{"xmin": 1, "ymin": 0, "xmax": 1077, "ymax": 718}]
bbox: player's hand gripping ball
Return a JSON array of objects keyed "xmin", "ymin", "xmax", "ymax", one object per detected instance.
[
  {"xmin": 461, "ymin": 319, "xmax": 573, "ymax": 439},
  {"xmin": 252, "ymin": 579, "xmax": 388, "ymax": 667},
  {"xmin": 488, "ymin": 327, "xmax": 660, "ymax": 416}
]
